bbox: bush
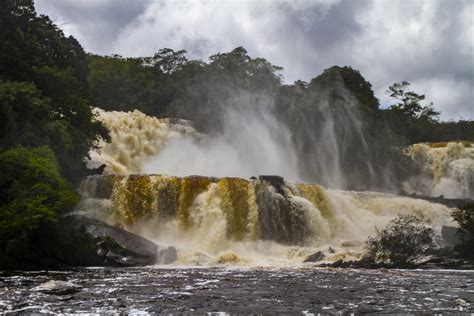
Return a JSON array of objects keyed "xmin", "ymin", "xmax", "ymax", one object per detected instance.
[
  {"xmin": 366, "ymin": 214, "xmax": 434, "ymax": 266},
  {"xmin": 452, "ymin": 205, "xmax": 474, "ymax": 258},
  {"xmin": 0, "ymin": 146, "xmax": 78, "ymax": 268}
]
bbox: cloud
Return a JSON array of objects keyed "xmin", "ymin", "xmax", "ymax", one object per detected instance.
[
  {"xmin": 35, "ymin": 0, "xmax": 473, "ymax": 120},
  {"xmin": 35, "ymin": 0, "xmax": 151, "ymax": 54}
]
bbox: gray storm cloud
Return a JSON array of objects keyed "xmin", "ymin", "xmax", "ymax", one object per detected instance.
[{"xmin": 36, "ymin": 0, "xmax": 473, "ymax": 120}]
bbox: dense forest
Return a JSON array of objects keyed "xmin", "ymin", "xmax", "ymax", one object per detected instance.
[{"xmin": 0, "ymin": 0, "xmax": 473, "ymax": 268}]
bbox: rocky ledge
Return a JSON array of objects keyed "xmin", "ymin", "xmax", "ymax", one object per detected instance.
[{"xmin": 56, "ymin": 215, "xmax": 177, "ymax": 267}]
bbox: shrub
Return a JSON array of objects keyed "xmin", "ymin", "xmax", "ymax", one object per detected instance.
[
  {"xmin": 0, "ymin": 146, "xmax": 78, "ymax": 268},
  {"xmin": 452, "ymin": 204, "xmax": 474, "ymax": 258},
  {"xmin": 366, "ymin": 214, "xmax": 434, "ymax": 266}
]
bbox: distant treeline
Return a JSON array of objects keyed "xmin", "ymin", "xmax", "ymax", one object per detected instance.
[{"xmin": 87, "ymin": 51, "xmax": 474, "ymax": 144}]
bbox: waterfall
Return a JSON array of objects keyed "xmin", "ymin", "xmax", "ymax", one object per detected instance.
[
  {"xmin": 77, "ymin": 174, "xmax": 454, "ymax": 266},
  {"xmin": 87, "ymin": 108, "xmax": 198, "ymax": 175},
  {"xmin": 79, "ymin": 109, "xmax": 469, "ymax": 266},
  {"xmin": 404, "ymin": 142, "xmax": 474, "ymax": 199}
]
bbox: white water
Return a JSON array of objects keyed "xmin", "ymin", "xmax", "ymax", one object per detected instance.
[
  {"xmin": 81, "ymin": 109, "xmax": 466, "ymax": 267},
  {"xmin": 143, "ymin": 106, "xmax": 299, "ymax": 180},
  {"xmin": 89, "ymin": 105, "xmax": 299, "ymax": 181},
  {"xmin": 404, "ymin": 142, "xmax": 474, "ymax": 199},
  {"xmin": 87, "ymin": 109, "xmax": 196, "ymax": 175},
  {"xmin": 78, "ymin": 175, "xmax": 455, "ymax": 267}
]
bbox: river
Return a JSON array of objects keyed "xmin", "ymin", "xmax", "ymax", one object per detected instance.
[{"xmin": 1, "ymin": 267, "xmax": 473, "ymax": 314}]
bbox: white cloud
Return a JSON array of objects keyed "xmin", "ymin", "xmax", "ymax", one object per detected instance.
[
  {"xmin": 412, "ymin": 78, "xmax": 473, "ymax": 121},
  {"xmin": 35, "ymin": 0, "xmax": 473, "ymax": 120}
]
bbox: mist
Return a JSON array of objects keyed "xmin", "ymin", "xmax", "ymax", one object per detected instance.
[{"xmin": 143, "ymin": 92, "xmax": 300, "ymax": 180}]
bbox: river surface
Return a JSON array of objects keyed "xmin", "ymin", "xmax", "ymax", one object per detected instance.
[{"xmin": 1, "ymin": 267, "xmax": 473, "ymax": 314}]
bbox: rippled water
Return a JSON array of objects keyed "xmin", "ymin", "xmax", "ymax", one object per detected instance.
[{"xmin": 1, "ymin": 267, "xmax": 473, "ymax": 314}]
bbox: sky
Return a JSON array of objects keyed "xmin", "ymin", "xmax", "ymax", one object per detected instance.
[{"xmin": 36, "ymin": 0, "xmax": 473, "ymax": 121}]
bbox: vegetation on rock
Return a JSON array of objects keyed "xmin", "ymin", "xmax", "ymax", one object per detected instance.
[{"xmin": 366, "ymin": 215, "xmax": 434, "ymax": 266}]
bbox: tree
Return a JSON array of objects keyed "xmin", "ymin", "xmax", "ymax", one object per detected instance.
[
  {"xmin": 0, "ymin": 80, "xmax": 109, "ymax": 182},
  {"xmin": 384, "ymin": 81, "xmax": 440, "ymax": 144},
  {"xmin": 366, "ymin": 215, "xmax": 434, "ymax": 266},
  {"xmin": 87, "ymin": 50, "xmax": 203, "ymax": 116},
  {"xmin": 148, "ymin": 48, "xmax": 188, "ymax": 74},
  {"xmin": 168, "ymin": 47, "xmax": 283, "ymax": 132},
  {"xmin": 386, "ymin": 81, "xmax": 439, "ymax": 121},
  {"xmin": 0, "ymin": 0, "xmax": 109, "ymax": 182},
  {"xmin": 0, "ymin": 146, "xmax": 78, "ymax": 268},
  {"xmin": 0, "ymin": 0, "xmax": 89, "ymax": 92},
  {"xmin": 452, "ymin": 205, "xmax": 474, "ymax": 258}
]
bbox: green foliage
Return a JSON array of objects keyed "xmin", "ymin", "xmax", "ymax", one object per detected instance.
[
  {"xmin": 207, "ymin": 46, "xmax": 283, "ymax": 90},
  {"xmin": 366, "ymin": 215, "xmax": 434, "ymax": 266},
  {"xmin": 387, "ymin": 81, "xmax": 439, "ymax": 120},
  {"xmin": 0, "ymin": 0, "xmax": 88, "ymax": 91},
  {"xmin": 0, "ymin": 81, "xmax": 52, "ymax": 146},
  {"xmin": 88, "ymin": 54, "xmax": 156, "ymax": 112},
  {"xmin": 452, "ymin": 205, "xmax": 474, "ymax": 258},
  {"xmin": 434, "ymin": 120, "xmax": 474, "ymax": 142},
  {"xmin": 88, "ymin": 46, "xmax": 283, "ymax": 126},
  {"xmin": 87, "ymin": 49, "xmax": 203, "ymax": 117},
  {"xmin": 0, "ymin": 0, "xmax": 109, "ymax": 182},
  {"xmin": 384, "ymin": 81, "xmax": 441, "ymax": 144},
  {"xmin": 0, "ymin": 146, "xmax": 78, "ymax": 268},
  {"xmin": 148, "ymin": 48, "xmax": 188, "ymax": 74},
  {"xmin": 168, "ymin": 47, "xmax": 283, "ymax": 132},
  {"xmin": 0, "ymin": 80, "xmax": 109, "ymax": 181}
]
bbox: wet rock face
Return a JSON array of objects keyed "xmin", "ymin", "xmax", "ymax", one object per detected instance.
[
  {"xmin": 82, "ymin": 174, "xmax": 318, "ymax": 247},
  {"xmin": 158, "ymin": 247, "xmax": 178, "ymax": 264},
  {"xmin": 90, "ymin": 174, "xmax": 116, "ymax": 199},
  {"xmin": 303, "ymin": 251, "xmax": 325, "ymax": 263},
  {"xmin": 255, "ymin": 180, "xmax": 310, "ymax": 245},
  {"xmin": 258, "ymin": 175, "xmax": 285, "ymax": 195},
  {"xmin": 33, "ymin": 280, "xmax": 81, "ymax": 295},
  {"xmin": 58, "ymin": 215, "xmax": 160, "ymax": 267}
]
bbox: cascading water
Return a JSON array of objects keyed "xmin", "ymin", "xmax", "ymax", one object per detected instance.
[
  {"xmin": 77, "ymin": 174, "xmax": 454, "ymax": 266},
  {"xmin": 404, "ymin": 142, "xmax": 474, "ymax": 199},
  {"xmin": 79, "ymin": 109, "xmax": 468, "ymax": 266},
  {"xmin": 87, "ymin": 108, "xmax": 198, "ymax": 175}
]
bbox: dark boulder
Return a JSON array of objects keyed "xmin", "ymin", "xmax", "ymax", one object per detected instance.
[
  {"xmin": 417, "ymin": 256, "xmax": 474, "ymax": 269},
  {"xmin": 258, "ymin": 175, "xmax": 284, "ymax": 185},
  {"xmin": 85, "ymin": 164, "xmax": 107, "ymax": 176},
  {"xmin": 57, "ymin": 215, "xmax": 159, "ymax": 267},
  {"xmin": 33, "ymin": 280, "xmax": 81, "ymax": 295},
  {"xmin": 258, "ymin": 175, "xmax": 285, "ymax": 195},
  {"xmin": 158, "ymin": 247, "xmax": 178, "ymax": 264},
  {"xmin": 400, "ymin": 192, "xmax": 474, "ymax": 210},
  {"xmin": 317, "ymin": 255, "xmax": 382, "ymax": 269},
  {"xmin": 441, "ymin": 226, "xmax": 460, "ymax": 246},
  {"xmin": 82, "ymin": 175, "xmax": 116, "ymax": 199},
  {"xmin": 303, "ymin": 251, "xmax": 325, "ymax": 263},
  {"xmin": 255, "ymin": 180, "xmax": 310, "ymax": 245}
]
